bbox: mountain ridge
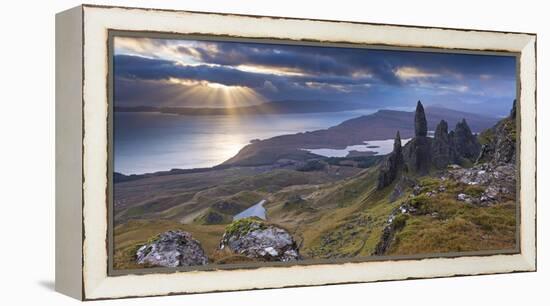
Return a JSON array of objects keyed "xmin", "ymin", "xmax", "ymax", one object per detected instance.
[
  {"xmin": 223, "ymin": 106, "xmax": 497, "ymax": 167},
  {"xmin": 114, "ymin": 99, "xmax": 369, "ymax": 116}
]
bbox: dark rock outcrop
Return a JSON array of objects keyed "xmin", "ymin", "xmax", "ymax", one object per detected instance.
[
  {"xmin": 493, "ymin": 132, "xmax": 516, "ymax": 165},
  {"xmin": 453, "ymin": 119, "xmax": 481, "ymax": 161},
  {"xmin": 136, "ymin": 230, "xmax": 208, "ymax": 267},
  {"xmin": 388, "ymin": 175, "xmax": 417, "ymax": 202},
  {"xmin": 374, "ymin": 212, "xmax": 408, "ymax": 255},
  {"xmin": 378, "ymin": 100, "xmax": 496, "ymax": 187},
  {"xmin": 445, "ymin": 163, "xmax": 516, "ymax": 203},
  {"xmin": 377, "ymin": 131, "xmax": 404, "ymax": 189},
  {"xmin": 403, "ymin": 136, "xmax": 432, "ymax": 175},
  {"xmin": 477, "ymin": 100, "xmax": 516, "ymax": 165},
  {"xmin": 401, "ymin": 102, "xmax": 481, "ymax": 173},
  {"xmin": 432, "ymin": 120, "xmax": 454, "ymax": 168},
  {"xmin": 431, "ymin": 118, "xmax": 480, "ymax": 168},
  {"xmin": 488, "ymin": 103, "xmax": 516, "ymax": 162},
  {"xmin": 415, "ymin": 101, "xmax": 428, "ymax": 137},
  {"xmin": 402, "ymin": 101, "xmax": 433, "ymax": 174},
  {"xmin": 220, "ymin": 218, "xmax": 301, "ymax": 262}
]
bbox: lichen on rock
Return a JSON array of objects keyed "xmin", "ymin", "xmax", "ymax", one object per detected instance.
[
  {"xmin": 136, "ymin": 230, "xmax": 208, "ymax": 267},
  {"xmin": 477, "ymin": 100, "xmax": 517, "ymax": 165},
  {"xmin": 220, "ymin": 218, "xmax": 301, "ymax": 262}
]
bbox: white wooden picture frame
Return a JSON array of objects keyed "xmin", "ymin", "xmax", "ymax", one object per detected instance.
[{"xmin": 55, "ymin": 5, "xmax": 536, "ymax": 300}]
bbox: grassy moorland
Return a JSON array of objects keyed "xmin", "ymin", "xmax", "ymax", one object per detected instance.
[
  {"xmin": 113, "ymin": 105, "xmax": 516, "ymax": 269},
  {"xmin": 386, "ymin": 177, "xmax": 516, "ymax": 255},
  {"xmin": 114, "ymin": 161, "xmax": 516, "ymax": 269}
]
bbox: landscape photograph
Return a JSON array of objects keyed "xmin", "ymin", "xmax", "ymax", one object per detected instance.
[{"xmin": 111, "ymin": 35, "xmax": 518, "ymax": 270}]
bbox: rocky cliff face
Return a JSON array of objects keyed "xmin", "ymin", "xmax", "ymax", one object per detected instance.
[
  {"xmin": 477, "ymin": 100, "xmax": 517, "ymax": 165},
  {"xmin": 136, "ymin": 230, "xmax": 208, "ymax": 267},
  {"xmin": 377, "ymin": 131, "xmax": 404, "ymax": 189},
  {"xmin": 220, "ymin": 218, "xmax": 301, "ymax": 262}
]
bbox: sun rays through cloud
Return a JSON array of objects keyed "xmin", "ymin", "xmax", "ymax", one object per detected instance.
[
  {"xmin": 166, "ymin": 78, "xmax": 266, "ymax": 109},
  {"xmin": 113, "ymin": 36, "xmax": 517, "ymax": 117}
]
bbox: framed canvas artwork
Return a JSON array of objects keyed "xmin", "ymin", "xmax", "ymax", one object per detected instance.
[{"xmin": 55, "ymin": 5, "xmax": 537, "ymax": 300}]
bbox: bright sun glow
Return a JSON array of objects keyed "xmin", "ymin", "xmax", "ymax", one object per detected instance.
[
  {"xmin": 205, "ymin": 82, "xmax": 233, "ymax": 90},
  {"xmin": 394, "ymin": 66, "xmax": 439, "ymax": 80},
  {"xmin": 167, "ymin": 78, "xmax": 266, "ymax": 109},
  {"xmin": 236, "ymin": 64, "xmax": 308, "ymax": 77}
]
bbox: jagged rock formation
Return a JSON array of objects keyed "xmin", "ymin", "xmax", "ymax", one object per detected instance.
[
  {"xmin": 432, "ymin": 120, "xmax": 454, "ymax": 168},
  {"xmin": 220, "ymin": 218, "xmax": 301, "ymax": 262},
  {"xmin": 136, "ymin": 230, "xmax": 208, "ymax": 267},
  {"xmin": 373, "ymin": 100, "xmax": 517, "ymax": 255},
  {"xmin": 414, "ymin": 101, "xmax": 428, "ymax": 137},
  {"xmin": 399, "ymin": 101, "xmax": 482, "ymax": 176},
  {"xmin": 377, "ymin": 131, "xmax": 404, "ymax": 189},
  {"xmin": 477, "ymin": 100, "xmax": 517, "ymax": 165},
  {"xmin": 453, "ymin": 119, "xmax": 481, "ymax": 161},
  {"xmin": 403, "ymin": 102, "xmax": 432, "ymax": 174},
  {"xmin": 404, "ymin": 136, "xmax": 432, "ymax": 174},
  {"xmin": 431, "ymin": 118, "xmax": 481, "ymax": 168}
]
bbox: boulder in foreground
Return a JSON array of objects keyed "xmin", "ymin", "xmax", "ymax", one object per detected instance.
[
  {"xmin": 136, "ymin": 230, "xmax": 208, "ymax": 267},
  {"xmin": 220, "ymin": 218, "xmax": 301, "ymax": 262}
]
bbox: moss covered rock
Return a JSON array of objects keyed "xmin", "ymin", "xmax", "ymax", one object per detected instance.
[{"xmin": 219, "ymin": 218, "xmax": 301, "ymax": 262}]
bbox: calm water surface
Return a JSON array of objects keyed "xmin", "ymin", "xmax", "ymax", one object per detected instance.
[
  {"xmin": 304, "ymin": 138, "xmax": 413, "ymax": 158},
  {"xmin": 114, "ymin": 110, "xmax": 377, "ymax": 174}
]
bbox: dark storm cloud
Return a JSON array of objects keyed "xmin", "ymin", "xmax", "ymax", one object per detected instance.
[
  {"xmin": 115, "ymin": 55, "xmax": 268, "ymax": 88},
  {"xmin": 179, "ymin": 42, "xmax": 400, "ymax": 84},
  {"xmin": 177, "ymin": 41, "xmax": 515, "ymax": 83},
  {"xmin": 114, "ymin": 38, "xmax": 517, "ymax": 115},
  {"xmin": 114, "ymin": 54, "xmax": 377, "ymax": 90}
]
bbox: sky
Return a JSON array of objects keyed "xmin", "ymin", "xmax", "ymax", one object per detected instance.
[{"xmin": 113, "ymin": 36, "xmax": 517, "ymax": 116}]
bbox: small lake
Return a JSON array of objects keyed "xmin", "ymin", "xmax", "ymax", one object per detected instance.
[
  {"xmin": 303, "ymin": 138, "xmax": 413, "ymax": 158},
  {"xmin": 233, "ymin": 199, "xmax": 267, "ymax": 221}
]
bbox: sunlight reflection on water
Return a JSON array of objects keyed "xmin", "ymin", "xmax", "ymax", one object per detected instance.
[{"xmin": 114, "ymin": 109, "xmax": 378, "ymax": 174}]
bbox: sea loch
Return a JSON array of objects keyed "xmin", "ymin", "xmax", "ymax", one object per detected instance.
[{"xmin": 114, "ymin": 109, "xmax": 379, "ymax": 174}]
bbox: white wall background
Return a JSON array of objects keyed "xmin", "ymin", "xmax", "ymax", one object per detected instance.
[{"xmin": 0, "ymin": 0, "xmax": 546, "ymax": 305}]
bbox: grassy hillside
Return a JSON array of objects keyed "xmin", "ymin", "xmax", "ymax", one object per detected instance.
[
  {"xmin": 114, "ymin": 158, "xmax": 516, "ymax": 270},
  {"xmin": 112, "ymin": 103, "xmax": 516, "ymax": 269},
  {"xmin": 386, "ymin": 177, "xmax": 516, "ymax": 255},
  {"xmin": 113, "ymin": 220, "xmax": 226, "ymax": 269}
]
